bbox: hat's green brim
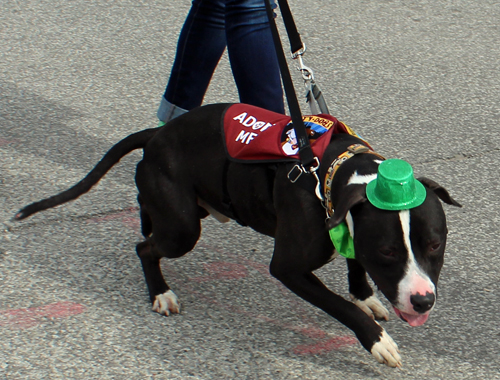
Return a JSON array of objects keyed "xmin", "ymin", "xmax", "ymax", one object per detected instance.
[{"xmin": 366, "ymin": 179, "xmax": 427, "ymax": 211}]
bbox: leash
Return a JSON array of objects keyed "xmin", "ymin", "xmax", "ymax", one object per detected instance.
[
  {"xmin": 272, "ymin": 0, "xmax": 329, "ymax": 115},
  {"xmin": 264, "ymin": 0, "xmax": 326, "ymax": 199},
  {"xmin": 264, "ymin": 0, "xmax": 315, "ymax": 169}
]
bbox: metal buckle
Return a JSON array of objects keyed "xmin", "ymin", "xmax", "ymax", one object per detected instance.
[{"xmin": 287, "ymin": 164, "xmax": 305, "ymax": 183}]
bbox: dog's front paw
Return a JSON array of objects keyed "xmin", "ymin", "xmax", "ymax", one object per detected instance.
[
  {"xmin": 152, "ymin": 290, "xmax": 181, "ymax": 316},
  {"xmin": 371, "ymin": 329, "xmax": 402, "ymax": 368},
  {"xmin": 350, "ymin": 294, "xmax": 390, "ymax": 321}
]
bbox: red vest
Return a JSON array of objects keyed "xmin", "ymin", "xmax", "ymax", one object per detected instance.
[{"xmin": 222, "ymin": 103, "xmax": 356, "ymax": 163}]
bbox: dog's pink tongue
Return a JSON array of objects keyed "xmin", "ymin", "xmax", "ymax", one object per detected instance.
[{"xmin": 394, "ymin": 307, "xmax": 429, "ymax": 327}]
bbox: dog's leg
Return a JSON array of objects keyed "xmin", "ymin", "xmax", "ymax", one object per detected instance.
[
  {"xmin": 271, "ymin": 178, "xmax": 401, "ymax": 367},
  {"xmin": 271, "ymin": 241, "xmax": 401, "ymax": 367},
  {"xmin": 136, "ymin": 240, "xmax": 180, "ymax": 316},
  {"xmin": 270, "ymin": 259, "xmax": 400, "ymax": 367},
  {"xmin": 138, "ymin": 194, "xmax": 152, "ymax": 237},
  {"xmin": 135, "ymin": 161, "xmax": 202, "ymax": 316},
  {"xmin": 347, "ymin": 259, "xmax": 390, "ymax": 321}
]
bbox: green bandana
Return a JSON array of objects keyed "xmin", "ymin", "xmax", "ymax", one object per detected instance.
[{"xmin": 328, "ymin": 222, "xmax": 355, "ymax": 259}]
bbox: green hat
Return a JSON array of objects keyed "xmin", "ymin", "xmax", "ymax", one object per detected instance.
[{"xmin": 366, "ymin": 159, "xmax": 426, "ymax": 211}]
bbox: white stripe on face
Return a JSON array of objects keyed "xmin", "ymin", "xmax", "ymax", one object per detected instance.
[{"xmin": 397, "ymin": 210, "xmax": 436, "ymax": 314}]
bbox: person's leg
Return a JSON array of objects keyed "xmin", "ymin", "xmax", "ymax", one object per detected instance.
[
  {"xmin": 225, "ymin": 0, "xmax": 284, "ymax": 114},
  {"xmin": 158, "ymin": 0, "xmax": 227, "ymax": 123}
]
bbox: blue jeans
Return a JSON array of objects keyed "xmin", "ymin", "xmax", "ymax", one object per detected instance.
[{"xmin": 158, "ymin": 0, "xmax": 284, "ymax": 122}]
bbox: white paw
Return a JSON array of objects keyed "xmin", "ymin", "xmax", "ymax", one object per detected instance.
[
  {"xmin": 152, "ymin": 290, "xmax": 181, "ymax": 316},
  {"xmin": 371, "ymin": 329, "xmax": 402, "ymax": 368},
  {"xmin": 350, "ymin": 294, "xmax": 390, "ymax": 321}
]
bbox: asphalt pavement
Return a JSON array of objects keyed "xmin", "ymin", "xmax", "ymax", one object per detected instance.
[{"xmin": 1, "ymin": 0, "xmax": 499, "ymax": 379}]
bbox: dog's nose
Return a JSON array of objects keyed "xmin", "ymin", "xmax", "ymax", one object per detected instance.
[{"xmin": 410, "ymin": 292, "xmax": 435, "ymax": 313}]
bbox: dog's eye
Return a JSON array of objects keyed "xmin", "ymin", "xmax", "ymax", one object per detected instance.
[
  {"xmin": 428, "ymin": 242, "xmax": 441, "ymax": 253},
  {"xmin": 378, "ymin": 248, "xmax": 396, "ymax": 258}
]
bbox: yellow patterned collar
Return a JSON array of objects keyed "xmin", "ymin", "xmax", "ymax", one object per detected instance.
[{"xmin": 323, "ymin": 143, "xmax": 385, "ymax": 216}]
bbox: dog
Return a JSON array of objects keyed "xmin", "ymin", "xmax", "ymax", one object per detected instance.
[{"xmin": 15, "ymin": 103, "xmax": 461, "ymax": 367}]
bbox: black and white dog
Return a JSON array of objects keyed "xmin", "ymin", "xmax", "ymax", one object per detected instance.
[{"xmin": 15, "ymin": 103, "xmax": 461, "ymax": 367}]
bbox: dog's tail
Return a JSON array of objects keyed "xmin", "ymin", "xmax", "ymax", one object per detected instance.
[{"xmin": 14, "ymin": 127, "xmax": 159, "ymax": 220}]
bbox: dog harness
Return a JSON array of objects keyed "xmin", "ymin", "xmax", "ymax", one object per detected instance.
[
  {"xmin": 221, "ymin": 103, "xmax": 389, "ymax": 260},
  {"xmin": 222, "ymin": 103, "xmax": 355, "ymax": 163}
]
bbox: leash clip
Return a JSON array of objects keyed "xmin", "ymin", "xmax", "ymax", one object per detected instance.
[
  {"xmin": 296, "ymin": 55, "xmax": 314, "ymax": 82},
  {"xmin": 306, "ymin": 157, "xmax": 324, "ymax": 202},
  {"xmin": 291, "ymin": 45, "xmax": 315, "ymax": 82},
  {"xmin": 287, "ymin": 157, "xmax": 324, "ymax": 203}
]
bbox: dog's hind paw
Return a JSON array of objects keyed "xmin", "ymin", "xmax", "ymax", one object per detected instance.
[
  {"xmin": 371, "ymin": 329, "xmax": 402, "ymax": 368},
  {"xmin": 152, "ymin": 290, "xmax": 181, "ymax": 316},
  {"xmin": 350, "ymin": 294, "xmax": 390, "ymax": 321}
]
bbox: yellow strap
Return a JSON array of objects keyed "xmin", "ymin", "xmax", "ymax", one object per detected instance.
[{"xmin": 324, "ymin": 144, "xmax": 385, "ymax": 216}]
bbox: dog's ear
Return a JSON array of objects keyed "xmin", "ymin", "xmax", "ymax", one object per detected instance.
[
  {"xmin": 326, "ymin": 185, "xmax": 367, "ymax": 229},
  {"xmin": 418, "ymin": 177, "xmax": 462, "ymax": 207}
]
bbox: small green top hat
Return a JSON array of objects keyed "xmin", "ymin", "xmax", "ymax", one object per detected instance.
[{"xmin": 366, "ymin": 159, "xmax": 426, "ymax": 210}]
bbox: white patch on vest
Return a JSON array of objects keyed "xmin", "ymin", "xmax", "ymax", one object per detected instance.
[
  {"xmin": 397, "ymin": 210, "xmax": 435, "ymax": 314},
  {"xmin": 347, "ymin": 171, "xmax": 377, "ymax": 186}
]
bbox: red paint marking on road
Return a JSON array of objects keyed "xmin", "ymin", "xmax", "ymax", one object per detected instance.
[
  {"xmin": 292, "ymin": 336, "xmax": 358, "ymax": 355},
  {"xmin": 229, "ymin": 251, "xmax": 323, "ymax": 329},
  {"xmin": 254, "ymin": 315, "xmax": 357, "ymax": 354},
  {"xmin": 165, "ymin": 260, "xmax": 357, "ymax": 355},
  {"xmin": 87, "ymin": 207, "xmax": 140, "ymax": 230},
  {"xmin": 250, "ymin": 310, "xmax": 357, "ymax": 354},
  {"xmin": 0, "ymin": 138, "xmax": 18, "ymax": 146},
  {"xmin": 0, "ymin": 302, "xmax": 86, "ymax": 329},
  {"xmin": 190, "ymin": 262, "xmax": 248, "ymax": 282}
]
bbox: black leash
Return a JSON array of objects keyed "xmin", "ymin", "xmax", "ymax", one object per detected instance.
[
  {"xmin": 274, "ymin": 0, "xmax": 303, "ymax": 55},
  {"xmin": 264, "ymin": 0, "xmax": 316, "ymax": 171},
  {"xmin": 265, "ymin": 0, "xmax": 323, "ymax": 202}
]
